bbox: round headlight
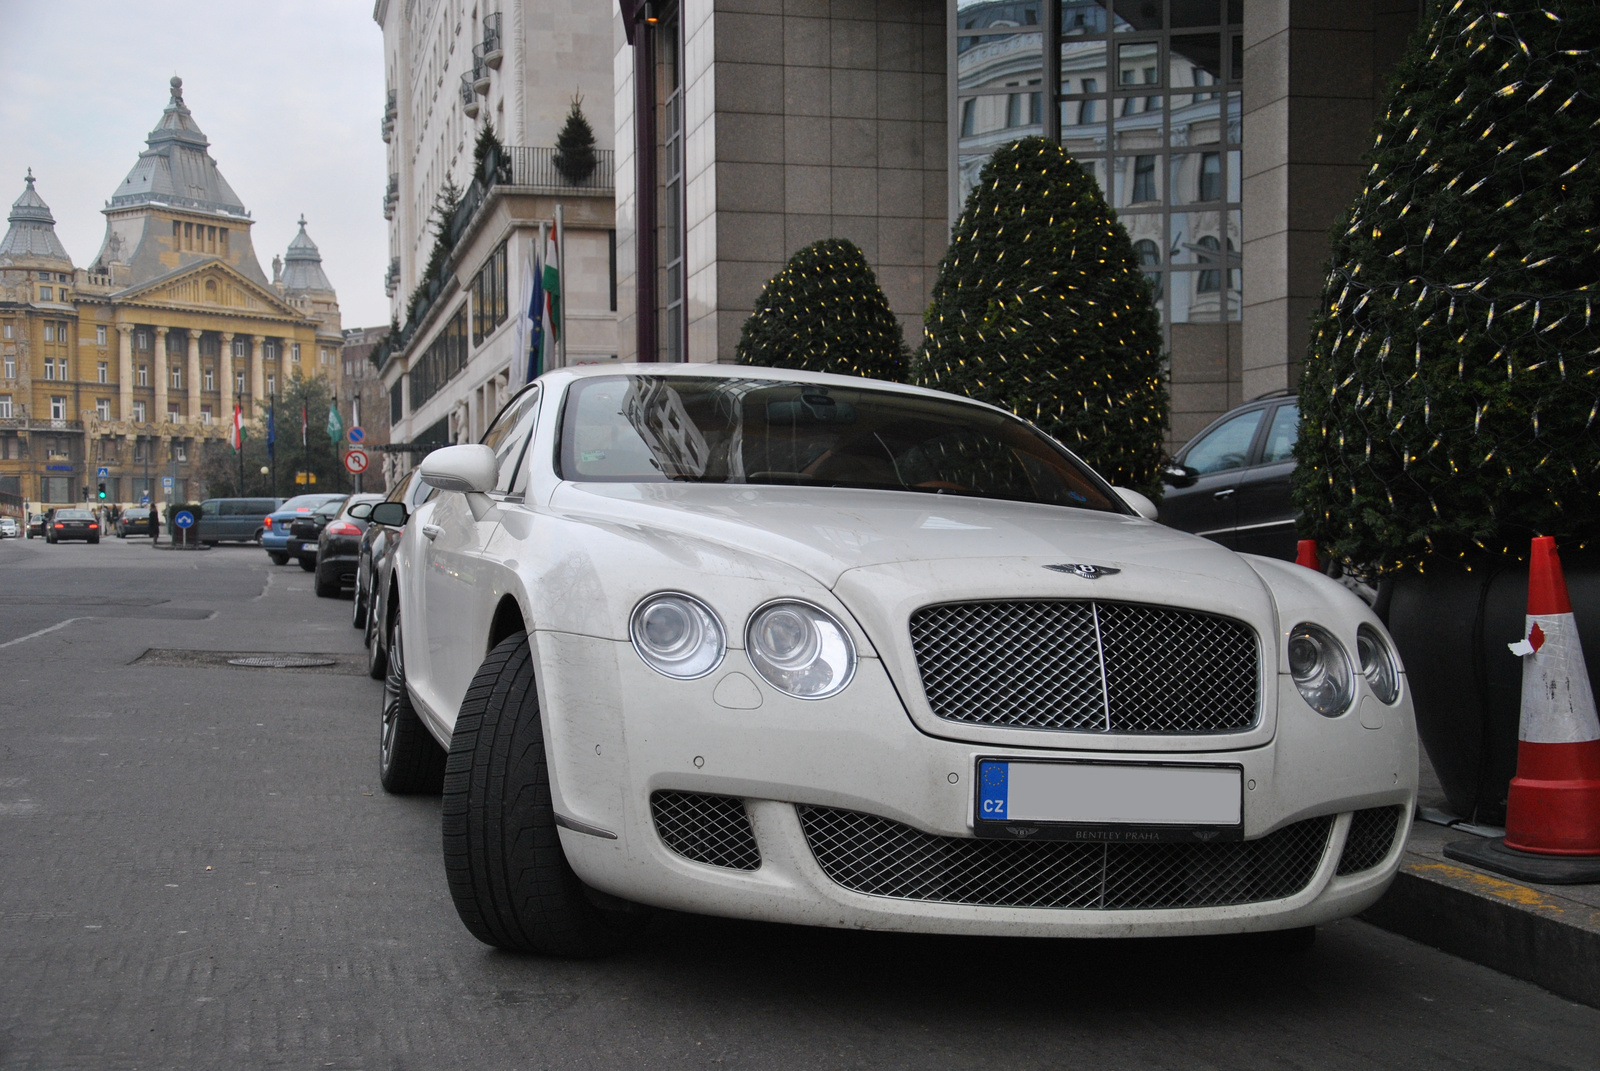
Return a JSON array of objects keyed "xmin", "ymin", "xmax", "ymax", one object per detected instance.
[
  {"xmin": 745, "ymin": 601, "xmax": 857, "ymax": 699},
  {"xmin": 1287, "ymin": 623, "xmax": 1354, "ymax": 717},
  {"xmin": 630, "ymin": 593, "xmax": 725, "ymax": 679},
  {"xmin": 1357, "ymin": 624, "xmax": 1402, "ymax": 705}
]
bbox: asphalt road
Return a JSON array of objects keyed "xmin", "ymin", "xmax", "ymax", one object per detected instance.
[{"xmin": 2, "ymin": 534, "xmax": 1598, "ymax": 1070}]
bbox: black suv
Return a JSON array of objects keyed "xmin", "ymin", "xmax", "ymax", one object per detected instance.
[{"xmin": 1157, "ymin": 394, "xmax": 1300, "ymax": 560}]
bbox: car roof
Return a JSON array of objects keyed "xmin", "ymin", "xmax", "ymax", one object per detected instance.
[{"xmin": 544, "ymin": 362, "xmax": 998, "ymax": 407}]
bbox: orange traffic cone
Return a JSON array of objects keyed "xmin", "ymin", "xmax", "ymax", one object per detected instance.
[
  {"xmin": 1445, "ymin": 536, "xmax": 1600, "ymax": 883},
  {"xmin": 1295, "ymin": 540, "xmax": 1320, "ymax": 571}
]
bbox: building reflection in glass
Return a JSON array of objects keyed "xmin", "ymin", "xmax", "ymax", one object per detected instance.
[{"xmin": 954, "ymin": 0, "xmax": 1243, "ymax": 333}]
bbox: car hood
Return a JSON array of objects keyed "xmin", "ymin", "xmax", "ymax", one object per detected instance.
[{"xmin": 551, "ymin": 482, "xmax": 1270, "ymax": 594}]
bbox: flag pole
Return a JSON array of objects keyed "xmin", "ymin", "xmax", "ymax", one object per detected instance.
[{"xmin": 555, "ymin": 203, "xmax": 566, "ymax": 369}]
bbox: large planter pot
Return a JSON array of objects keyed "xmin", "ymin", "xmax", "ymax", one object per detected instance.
[{"xmin": 1384, "ymin": 552, "xmax": 1600, "ymax": 825}]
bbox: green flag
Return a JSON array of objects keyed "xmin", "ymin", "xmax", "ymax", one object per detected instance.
[{"xmin": 326, "ymin": 399, "xmax": 343, "ymax": 446}]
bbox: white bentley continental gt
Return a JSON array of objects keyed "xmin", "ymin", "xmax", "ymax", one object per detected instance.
[{"xmin": 370, "ymin": 364, "xmax": 1416, "ymax": 955}]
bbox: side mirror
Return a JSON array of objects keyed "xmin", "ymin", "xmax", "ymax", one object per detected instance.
[
  {"xmin": 347, "ymin": 502, "xmax": 374, "ymax": 520},
  {"xmin": 369, "ymin": 502, "xmax": 408, "ymax": 527},
  {"xmin": 1159, "ymin": 462, "xmax": 1198, "ymax": 489},
  {"xmin": 419, "ymin": 444, "xmax": 498, "ymax": 495},
  {"xmin": 1113, "ymin": 487, "xmax": 1159, "ymax": 520}
]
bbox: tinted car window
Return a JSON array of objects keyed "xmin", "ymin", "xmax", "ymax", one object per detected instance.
[
  {"xmin": 1260, "ymin": 404, "xmax": 1299, "ymax": 464},
  {"xmin": 1184, "ymin": 410, "xmax": 1264, "ymax": 475},
  {"xmin": 560, "ymin": 376, "xmax": 1120, "ymax": 512},
  {"xmin": 481, "ymin": 387, "xmax": 542, "ymax": 493}
]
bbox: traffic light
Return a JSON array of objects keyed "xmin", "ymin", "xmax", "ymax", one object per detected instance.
[
  {"xmin": 97, "ymin": 483, "xmax": 107, "ymax": 500},
  {"xmin": 81, "ymin": 485, "xmax": 89, "ymax": 501}
]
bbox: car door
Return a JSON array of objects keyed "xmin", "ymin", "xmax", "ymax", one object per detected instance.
[
  {"xmin": 415, "ymin": 387, "xmax": 543, "ymax": 727},
  {"xmin": 1157, "ymin": 406, "xmax": 1267, "ymax": 548},
  {"xmin": 1232, "ymin": 401, "xmax": 1301, "ymax": 560}
]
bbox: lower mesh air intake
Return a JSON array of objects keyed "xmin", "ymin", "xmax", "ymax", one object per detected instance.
[
  {"xmin": 1335, "ymin": 806, "xmax": 1403, "ymax": 875},
  {"xmin": 651, "ymin": 791, "xmax": 761, "ymax": 871}
]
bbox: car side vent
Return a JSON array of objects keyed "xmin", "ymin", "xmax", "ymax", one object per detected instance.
[{"xmin": 650, "ymin": 791, "xmax": 761, "ymax": 871}]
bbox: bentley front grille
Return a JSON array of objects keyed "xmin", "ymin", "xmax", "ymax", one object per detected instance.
[
  {"xmin": 909, "ymin": 600, "xmax": 1259, "ymax": 733},
  {"xmin": 798, "ymin": 806, "xmax": 1332, "ymax": 910},
  {"xmin": 650, "ymin": 791, "xmax": 761, "ymax": 871},
  {"xmin": 1335, "ymin": 806, "xmax": 1403, "ymax": 875}
]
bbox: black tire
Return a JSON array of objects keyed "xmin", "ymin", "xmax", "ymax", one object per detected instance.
[
  {"xmin": 268, "ymin": 551, "xmax": 288, "ymax": 565},
  {"xmin": 443, "ymin": 631, "xmax": 648, "ymax": 956},
  {"xmin": 89, "ymin": 536, "xmax": 100, "ymax": 545},
  {"xmin": 365, "ymin": 590, "xmax": 388, "ymax": 679},
  {"xmin": 298, "ymin": 556, "xmax": 316, "ymax": 572},
  {"xmin": 314, "ymin": 563, "xmax": 340, "ymax": 598},
  {"xmin": 254, "ymin": 528, "xmax": 265, "ymax": 544},
  {"xmin": 379, "ymin": 605, "xmax": 446, "ymax": 794}
]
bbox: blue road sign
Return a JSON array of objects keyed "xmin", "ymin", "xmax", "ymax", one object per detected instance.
[
  {"xmin": 97, "ymin": 466, "xmax": 109, "ymax": 478},
  {"xmin": 349, "ymin": 426, "xmax": 364, "ymax": 444},
  {"xmin": 174, "ymin": 510, "xmax": 195, "ymax": 529},
  {"xmin": 161, "ymin": 476, "xmax": 174, "ymax": 491},
  {"xmin": 140, "ymin": 492, "xmax": 150, "ymax": 505}
]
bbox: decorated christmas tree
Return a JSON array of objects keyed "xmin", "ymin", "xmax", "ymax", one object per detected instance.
[
  {"xmin": 552, "ymin": 95, "xmax": 597, "ymax": 184},
  {"xmin": 1294, "ymin": 0, "xmax": 1600, "ymax": 571},
  {"xmin": 735, "ymin": 238, "xmax": 907, "ymax": 381},
  {"xmin": 918, "ymin": 137, "xmax": 1168, "ymax": 496}
]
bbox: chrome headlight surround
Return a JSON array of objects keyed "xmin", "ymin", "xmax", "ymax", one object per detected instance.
[
  {"xmin": 1356, "ymin": 624, "xmax": 1402, "ymax": 705},
  {"xmin": 745, "ymin": 600, "xmax": 857, "ymax": 700},
  {"xmin": 630, "ymin": 592, "xmax": 726, "ymax": 680},
  {"xmin": 1287, "ymin": 622, "xmax": 1354, "ymax": 717}
]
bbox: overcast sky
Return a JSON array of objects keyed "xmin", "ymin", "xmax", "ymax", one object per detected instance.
[{"xmin": 0, "ymin": 1, "xmax": 389, "ymax": 329}]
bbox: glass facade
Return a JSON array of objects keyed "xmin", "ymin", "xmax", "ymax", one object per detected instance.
[{"xmin": 955, "ymin": 0, "xmax": 1244, "ymax": 336}]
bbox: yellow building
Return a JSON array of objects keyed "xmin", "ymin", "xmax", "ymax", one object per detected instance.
[{"xmin": 0, "ymin": 77, "xmax": 339, "ymax": 513}]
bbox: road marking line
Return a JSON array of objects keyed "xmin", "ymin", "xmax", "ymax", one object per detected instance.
[{"xmin": 0, "ymin": 618, "xmax": 87, "ymax": 649}]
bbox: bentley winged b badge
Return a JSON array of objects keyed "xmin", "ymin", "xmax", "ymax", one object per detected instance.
[{"xmin": 1044, "ymin": 563, "xmax": 1122, "ymax": 579}]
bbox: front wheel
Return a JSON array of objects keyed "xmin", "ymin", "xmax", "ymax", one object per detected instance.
[
  {"xmin": 442, "ymin": 631, "xmax": 648, "ymax": 956},
  {"xmin": 268, "ymin": 551, "xmax": 288, "ymax": 566},
  {"xmin": 379, "ymin": 605, "xmax": 446, "ymax": 794}
]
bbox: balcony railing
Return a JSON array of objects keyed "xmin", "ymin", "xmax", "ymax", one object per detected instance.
[
  {"xmin": 460, "ymin": 72, "xmax": 479, "ymax": 116},
  {"xmin": 482, "ymin": 12, "xmax": 503, "ymax": 68},
  {"xmin": 471, "ymin": 47, "xmax": 491, "ymax": 93},
  {"xmin": 382, "ymin": 173, "xmax": 399, "ymax": 220},
  {"xmin": 504, "ymin": 145, "xmax": 615, "ymax": 190}
]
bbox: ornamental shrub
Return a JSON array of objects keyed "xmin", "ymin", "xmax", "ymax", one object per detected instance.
[
  {"xmin": 1294, "ymin": 0, "xmax": 1600, "ymax": 571},
  {"xmin": 735, "ymin": 238, "xmax": 907, "ymax": 381},
  {"xmin": 917, "ymin": 137, "xmax": 1169, "ymax": 497},
  {"xmin": 552, "ymin": 95, "xmax": 598, "ymax": 185}
]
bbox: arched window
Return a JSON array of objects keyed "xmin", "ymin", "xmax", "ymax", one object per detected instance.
[{"xmin": 1196, "ymin": 235, "xmax": 1222, "ymax": 292}]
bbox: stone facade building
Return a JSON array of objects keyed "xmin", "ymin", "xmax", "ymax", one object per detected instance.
[
  {"xmin": 614, "ymin": 0, "xmax": 1423, "ymax": 448},
  {"xmin": 0, "ymin": 78, "xmax": 340, "ymax": 512},
  {"xmin": 373, "ymin": 0, "xmax": 619, "ymax": 481}
]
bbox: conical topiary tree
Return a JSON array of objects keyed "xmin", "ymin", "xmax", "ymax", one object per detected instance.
[
  {"xmin": 917, "ymin": 137, "xmax": 1168, "ymax": 497},
  {"xmin": 552, "ymin": 94, "xmax": 597, "ymax": 184},
  {"xmin": 473, "ymin": 119, "xmax": 507, "ymax": 185},
  {"xmin": 735, "ymin": 238, "xmax": 907, "ymax": 381},
  {"xmin": 1294, "ymin": 0, "xmax": 1600, "ymax": 572}
]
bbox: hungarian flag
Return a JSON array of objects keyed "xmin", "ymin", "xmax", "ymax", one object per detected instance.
[
  {"xmin": 541, "ymin": 230, "xmax": 561, "ymax": 362},
  {"xmin": 326, "ymin": 399, "xmax": 343, "ymax": 445},
  {"xmin": 523, "ymin": 242, "xmax": 543, "ymax": 384},
  {"xmin": 231, "ymin": 402, "xmax": 243, "ymax": 451}
]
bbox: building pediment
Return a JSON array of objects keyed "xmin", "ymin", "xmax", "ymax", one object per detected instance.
[{"xmin": 113, "ymin": 260, "xmax": 305, "ymax": 319}]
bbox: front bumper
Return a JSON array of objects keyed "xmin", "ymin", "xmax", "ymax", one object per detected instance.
[{"xmin": 532, "ymin": 632, "xmax": 1418, "ymax": 938}]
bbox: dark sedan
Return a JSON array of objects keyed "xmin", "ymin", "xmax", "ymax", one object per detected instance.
[
  {"xmin": 46, "ymin": 508, "xmax": 102, "ymax": 544},
  {"xmin": 115, "ymin": 509, "xmax": 155, "ymax": 538},
  {"xmin": 262, "ymin": 493, "xmax": 347, "ymax": 566},
  {"xmin": 26, "ymin": 513, "xmax": 46, "ymax": 538},
  {"xmin": 354, "ymin": 469, "xmax": 431, "ymax": 679},
  {"xmin": 1158, "ymin": 393, "xmax": 1300, "ymax": 560},
  {"xmin": 311, "ymin": 493, "xmax": 384, "ymax": 598}
]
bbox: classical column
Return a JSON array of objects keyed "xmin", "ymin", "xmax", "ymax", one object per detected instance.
[
  {"xmin": 117, "ymin": 324, "xmax": 134, "ymax": 423},
  {"xmin": 186, "ymin": 329, "xmax": 201, "ymax": 425},
  {"xmin": 153, "ymin": 327, "xmax": 169, "ymax": 425},
  {"xmin": 220, "ymin": 331, "xmax": 235, "ymax": 428},
  {"xmin": 250, "ymin": 335, "xmax": 265, "ymax": 410}
]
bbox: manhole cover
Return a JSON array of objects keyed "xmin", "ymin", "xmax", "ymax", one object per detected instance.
[{"xmin": 226, "ymin": 656, "xmax": 338, "ymax": 669}]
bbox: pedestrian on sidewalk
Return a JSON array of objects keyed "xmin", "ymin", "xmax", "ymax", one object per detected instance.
[{"xmin": 149, "ymin": 503, "xmax": 159, "ymax": 546}]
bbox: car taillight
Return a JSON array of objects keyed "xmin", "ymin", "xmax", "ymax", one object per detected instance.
[
  {"xmin": 264, "ymin": 517, "xmax": 272, "ymax": 529},
  {"xmin": 54, "ymin": 523, "xmax": 64, "ymax": 529},
  {"xmin": 327, "ymin": 521, "xmax": 362, "ymax": 537},
  {"xmin": 89, "ymin": 523, "xmax": 98, "ymax": 529}
]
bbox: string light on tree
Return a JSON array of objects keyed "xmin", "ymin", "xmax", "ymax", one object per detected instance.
[
  {"xmin": 916, "ymin": 138, "xmax": 1168, "ymax": 498},
  {"xmin": 1294, "ymin": 0, "xmax": 1599, "ymax": 574}
]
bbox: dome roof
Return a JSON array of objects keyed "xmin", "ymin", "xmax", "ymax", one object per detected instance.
[
  {"xmin": 109, "ymin": 77, "xmax": 248, "ymax": 217},
  {"xmin": 280, "ymin": 216, "xmax": 333, "ymax": 293},
  {"xmin": 0, "ymin": 170, "xmax": 72, "ymax": 265}
]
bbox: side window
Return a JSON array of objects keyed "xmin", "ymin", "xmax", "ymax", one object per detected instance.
[
  {"xmin": 1260, "ymin": 403, "xmax": 1299, "ymax": 465},
  {"xmin": 1183, "ymin": 410, "xmax": 1264, "ymax": 476},
  {"xmin": 201, "ymin": 499, "xmax": 221, "ymax": 515},
  {"xmin": 481, "ymin": 386, "xmax": 541, "ymax": 493}
]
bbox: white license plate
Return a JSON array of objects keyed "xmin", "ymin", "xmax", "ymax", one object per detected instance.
[{"xmin": 977, "ymin": 760, "xmax": 1242, "ymax": 836}]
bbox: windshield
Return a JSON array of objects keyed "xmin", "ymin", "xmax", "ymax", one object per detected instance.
[
  {"xmin": 559, "ymin": 375, "xmax": 1120, "ymax": 512},
  {"xmin": 281, "ymin": 494, "xmax": 344, "ymax": 511}
]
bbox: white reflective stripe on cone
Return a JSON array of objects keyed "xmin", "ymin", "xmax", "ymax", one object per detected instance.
[{"xmin": 1520, "ymin": 612, "xmax": 1600, "ymax": 744}]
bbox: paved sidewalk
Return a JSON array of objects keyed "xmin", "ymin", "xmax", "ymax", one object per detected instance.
[{"xmin": 1364, "ymin": 756, "xmax": 1600, "ymax": 1008}]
